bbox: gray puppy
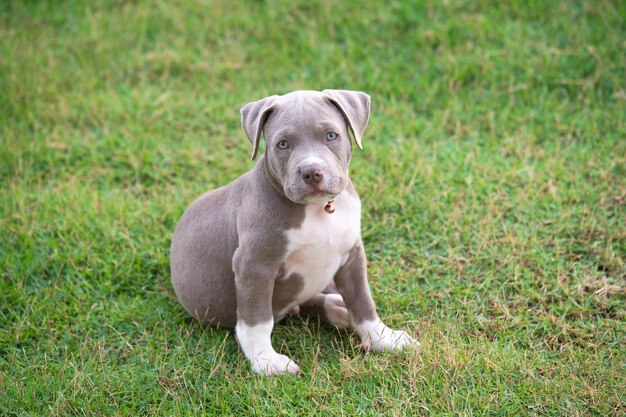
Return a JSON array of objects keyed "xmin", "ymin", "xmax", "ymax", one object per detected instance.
[{"xmin": 170, "ymin": 90, "xmax": 418, "ymax": 375}]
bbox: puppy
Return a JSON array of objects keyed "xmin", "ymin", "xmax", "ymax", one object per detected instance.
[{"xmin": 170, "ymin": 90, "xmax": 418, "ymax": 374}]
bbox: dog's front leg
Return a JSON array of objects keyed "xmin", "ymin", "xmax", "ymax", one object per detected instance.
[
  {"xmin": 233, "ymin": 249, "xmax": 300, "ymax": 375},
  {"xmin": 335, "ymin": 241, "xmax": 420, "ymax": 352}
]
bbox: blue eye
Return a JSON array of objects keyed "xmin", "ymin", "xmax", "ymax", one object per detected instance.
[
  {"xmin": 326, "ymin": 132, "xmax": 338, "ymax": 141},
  {"xmin": 277, "ymin": 140, "xmax": 289, "ymax": 149}
]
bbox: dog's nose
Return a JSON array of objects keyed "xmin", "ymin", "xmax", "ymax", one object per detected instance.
[{"xmin": 300, "ymin": 164, "xmax": 324, "ymax": 185}]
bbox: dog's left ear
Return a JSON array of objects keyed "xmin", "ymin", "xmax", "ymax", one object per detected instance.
[
  {"xmin": 241, "ymin": 95, "xmax": 279, "ymax": 161},
  {"xmin": 322, "ymin": 89, "xmax": 371, "ymax": 149}
]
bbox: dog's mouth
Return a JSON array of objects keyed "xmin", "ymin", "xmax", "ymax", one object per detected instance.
[
  {"xmin": 300, "ymin": 190, "xmax": 337, "ymax": 204},
  {"xmin": 285, "ymin": 180, "xmax": 345, "ymax": 205}
]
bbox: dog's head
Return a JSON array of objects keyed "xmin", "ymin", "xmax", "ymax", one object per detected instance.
[{"xmin": 240, "ymin": 90, "xmax": 370, "ymax": 204}]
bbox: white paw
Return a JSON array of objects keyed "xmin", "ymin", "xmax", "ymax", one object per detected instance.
[
  {"xmin": 251, "ymin": 352, "xmax": 301, "ymax": 375},
  {"xmin": 236, "ymin": 319, "xmax": 300, "ymax": 376},
  {"xmin": 323, "ymin": 293, "xmax": 350, "ymax": 328},
  {"xmin": 366, "ymin": 329, "xmax": 419, "ymax": 352},
  {"xmin": 356, "ymin": 320, "xmax": 420, "ymax": 352}
]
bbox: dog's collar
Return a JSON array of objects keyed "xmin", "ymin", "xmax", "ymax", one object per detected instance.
[{"xmin": 324, "ymin": 200, "xmax": 335, "ymax": 214}]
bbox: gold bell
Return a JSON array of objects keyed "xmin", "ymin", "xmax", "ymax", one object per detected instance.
[{"xmin": 324, "ymin": 200, "xmax": 335, "ymax": 214}]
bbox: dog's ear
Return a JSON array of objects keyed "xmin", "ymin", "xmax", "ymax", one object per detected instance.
[
  {"xmin": 240, "ymin": 95, "xmax": 279, "ymax": 161},
  {"xmin": 322, "ymin": 90, "xmax": 370, "ymax": 150}
]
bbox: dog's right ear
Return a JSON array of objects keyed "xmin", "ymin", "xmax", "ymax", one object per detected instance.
[{"xmin": 240, "ymin": 96, "xmax": 279, "ymax": 161}]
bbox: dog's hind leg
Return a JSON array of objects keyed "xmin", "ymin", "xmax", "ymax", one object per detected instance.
[{"xmin": 298, "ymin": 290, "xmax": 350, "ymax": 329}]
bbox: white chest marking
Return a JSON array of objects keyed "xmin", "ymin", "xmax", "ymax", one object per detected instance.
[{"xmin": 281, "ymin": 190, "xmax": 361, "ymax": 310}]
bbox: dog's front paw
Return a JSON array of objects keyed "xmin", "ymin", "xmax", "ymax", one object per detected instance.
[
  {"xmin": 356, "ymin": 320, "xmax": 420, "ymax": 352},
  {"xmin": 367, "ymin": 329, "xmax": 419, "ymax": 352},
  {"xmin": 251, "ymin": 352, "xmax": 301, "ymax": 375}
]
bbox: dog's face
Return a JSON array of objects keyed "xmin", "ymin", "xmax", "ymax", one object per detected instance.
[
  {"xmin": 262, "ymin": 93, "xmax": 353, "ymax": 204},
  {"xmin": 241, "ymin": 90, "xmax": 370, "ymax": 204}
]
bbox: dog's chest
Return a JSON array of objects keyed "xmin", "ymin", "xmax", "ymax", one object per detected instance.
[{"xmin": 281, "ymin": 192, "xmax": 361, "ymax": 303}]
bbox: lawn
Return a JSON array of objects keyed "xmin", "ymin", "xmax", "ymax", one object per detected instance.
[{"xmin": 1, "ymin": 0, "xmax": 625, "ymax": 415}]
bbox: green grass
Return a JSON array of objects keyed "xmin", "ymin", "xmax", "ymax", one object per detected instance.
[{"xmin": 1, "ymin": 0, "xmax": 625, "ymax": 415}]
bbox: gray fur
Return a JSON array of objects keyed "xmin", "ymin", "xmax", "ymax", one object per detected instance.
[
  {"xmin": 272, "ymin": 271, "xmax": 305, "ymax": 316},
  {"xmin": 170, "ymin": 89, "xmax": 409, "ymax": 373},
  {"xmin": 170, "ymin": 161, "xmax": 305, "ymax": 326},
  {"xmin": 333, "ymin": 241, "xmax": 377, "ymax": 323}
]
